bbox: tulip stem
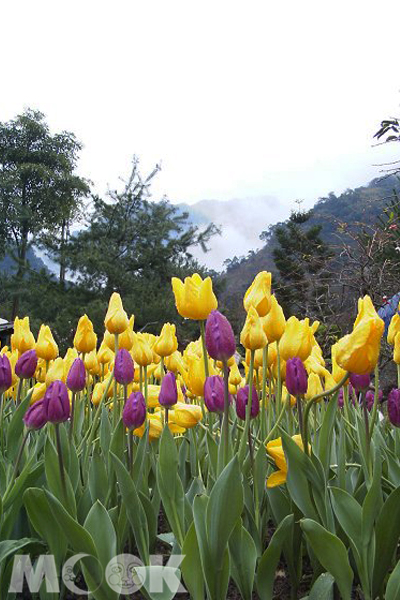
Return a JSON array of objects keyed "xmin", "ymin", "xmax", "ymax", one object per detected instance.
[
  {"xmin": 144, "ymin": 366, "xmax": 148, "ymax": 412},
  {"xmin": 276, "ymin": 340, "xmax": 282, "ymax": 414},
  {"xmin": 238, "ymin": 349, "xmax": 255, "ymax": 463},
  {"xmin": 69, "ymin": 392, "xmax": 76, "ymax": 442},
  {"xmin": 160, "ymin": 357, "xmax": 164, "ymax": 383},
  {"xmin": 15, "ymin": 379, "xmax": 23, "ymax": 407},
  {"xmin": 199, "ymin": 320, "xmax": 209, "ymax": 379},
  {"xmin": 11, "ymin": 429, "xmax": 30, "ymax": 481},
  {"xmin": 369, "ymin": 364, "xmax": 380, "ymax": 443},
  {"xmin": 222, "ymin": 360, "xmax": 231, "ymax": 469},
  {"xmin": 264, "ymin": 396, "xmax": 288, "ymax": 445},
  {"xmin": 261, "ymin": 345, "xmax": 268, "ymax": 441},
  {"xmin": 165, "ymin": 407, "xmax": 169, "ymax": 424},
  {"xmin": 361, "ymin": 391, "xmax": 371, "ymax": 468},
  {"xmin": 128, "ymin": 429, "xmax": 134, "ymax": 475},
  {"xmin": 55, "ymin": 424, "xmax": 67, "ymax": 501}
]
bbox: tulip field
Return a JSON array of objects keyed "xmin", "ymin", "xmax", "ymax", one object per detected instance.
[{"xmin": 2, "ymin": 271, "xmax": 400, "ymax": 599}]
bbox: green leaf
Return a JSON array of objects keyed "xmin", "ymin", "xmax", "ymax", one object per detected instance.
[
  {"xmin": 307, "ymin": 572, "xmax": 335, "ymax": 600},
  {"xmin": 281, "ymin": 433, "xmax": 319, "ymax": 520},
  {"xmin": 301, "ymin": 519, "xmax": 353, "ymax": 600},
  {"xmin": 229, "ymin": 520, "xmax": 257, "ymax": 600},
  {"xmin": 317, "ymin": 394, "xmax": 338, "ymax": 474},
  {"xmin": 84, "ymin": 501, "xmax": 117, "ymax": 572},
  {"xmin": 181, "ymin": 522, "xmax": 205, "ymax": 600},
  {"xmin": 6, "ymin": 394, "xmax": 30, "ymax": 461},
  {"xmin": 256, "ymin": 514, "xmax": 294, "ymax": 600},
  {"xmin": 44, "ymin": 436, "xmax": 76, "ymax": 516},
  {"xmin": 110, "ymin": 452, "xmax": 150, "ymax": 564},
  {"xmin": 330, "ymin": 487, "xmax": 362, "ymax": 549},
  {"xmin": 372, "ymin": 486, "xmax": 400, "ymax": 598},
  {"xmin": 88, "ymin": 449, "xmax": 108, "ymax": 504},
  {"xmin": 385, "ymin": 559, "xmax": 400, "ymax": 600}
]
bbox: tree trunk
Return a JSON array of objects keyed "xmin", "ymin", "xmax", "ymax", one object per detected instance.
[{"xmin": 59, "ymin": 218, "xmax": 66, "ymax": 285}]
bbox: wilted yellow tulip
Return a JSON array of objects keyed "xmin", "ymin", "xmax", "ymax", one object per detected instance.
[
  {"xmin": 73, "ymin": 315, "xmax": 97, "ymax": 354},
  {"xmin": 261, "ymin": 295, "xmax": 286, "ymax": 342},
  {"xmin": 279, "ymin": 316, "xmax": 313, "ymax": 362},
  {"xmin": 388, "ymin": 312, "xmax": 400, "ymax": 345},
  {"xmin": 131, "ymin": 332, "xmax": 153, "ymax": 367},
  {"xmin": 243, "ymin": 271, "xmax": 272, "ymax": 317},
  {"xmin": 11, "ymin": 316, "xmax": 35, "ymax": 354},
  {"xmin": 154, "ymin": 323, "xmax": 178, "ymax": 357},
  {"xmin": 335, "ymin": 296, "xmax": 384, "ymax": 375},
  {"xmin": 36, "ymin": 325, "xmax": 59, "ymax": 362},
  {"xmin": 266, "ymin": 435, "xmax": 304, "ymax": 487},
  {"xmin": 171, "ymin": 273, "xmax": 218, "ymax": 320},
  {"xmin": 45, "ymin": 357, "xmax": 65, "ymax": 386},
  {"xmin": 240, "ymin": 307, "xmax": 268, "ymax": 351},
  {"xmin": 169, "ymin": 403, "xmax": 203, "ymax": 428},
  {"xmin": 394, "ymin": 333, "xmax": 400, "ymax": 365},
  {"xmin": 104, "ymin": 292, "xmax": 129, "ymax": 334},
  {"xmin": 305, "ymin": 372, "xmax": 324, "ymax": 401},
  {"xmin": 134, "ymin": 414, "xmax": 163, "ymax": 441}
]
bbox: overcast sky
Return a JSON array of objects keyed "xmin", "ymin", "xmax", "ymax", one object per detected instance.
[{"xmin": 2, "ymin": 0, "xmax": 400, "ymax": 212}]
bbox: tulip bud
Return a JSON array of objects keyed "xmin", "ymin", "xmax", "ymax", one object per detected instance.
[
  {"xmin": 285, "ymin": 357, "xmax": 308, "ymax": 396},
  {"xmin": 159, "ymin": 371, "xmax": 178, "ymax": 408},
  {"xmin": 205, "ymin": 310, "xmax": 236, "ymax": 362},
  {"xmin": 365, "ymin": 389, "xmax": 383, "ymax": 412},
  {"xmin": 104, "ymin": 292, "xmax": 129, "ymax": 334},
  {"xmin": 349, "ymin": 372, "xmax": 371, "ymax": 392},
  {"xmin": 0, "ymin": 354, "xmax": 12, "ymax": 393},
  {"xmin": 236, "ymin": 385, "xmax": 260, "ymax": 420},
  {"xmin": 204, "ymin": 375, "xmax": 231, "ymax": 413},
  {"xmin": 15, "ymin": 349, "xmax": 38, "ymax": 380},
  {"xmin": 114, "ymin": 349, "xmax": 135, "ymax": 385},
  {"xmin": 66, "ymin": 358, "xmax": 86, "ymax": 392},
  {"xmin": 43, "ymin": 380, "xmax": 70, "ymax": 424},
  {"xmin": 388, "ymin": 388, "xmax": 400, "ymax": 427},
  {"xmin": 123, "ymin": 391, "xmax": 146, "ymax": 429},
  {"xmin": 23, "ymin": 399, "xmax": 48, "ymax": 430}
]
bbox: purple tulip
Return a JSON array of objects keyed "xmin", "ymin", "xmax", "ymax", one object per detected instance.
[
  {"xmin": 205, "ymin": 310, "xmax": 236, "ymax": 362},
  {"xmin": 388, "ymin": 389, "xmax": 400, "ymax": 426},
  {"xmin": 0, "ymin": 354, "xmax": 12, "ymax": 394},
  {"xmin": 23, "ymin": 400, "xmax": 48, "ymax": 430},
  {"xmin": 43, "ymin": 380, "xmax": 70, "ymax": 424},
  {"xmin": 349, "ymin": 373, "xmax": 371, "ymax": 392},
  {"xmin": 159, "ymin": 371, "xmax": 178, "ymax": 407},
  {"xmin": 286, "ymin": 357, "xmax": 308, "ymax": 396},
  {"xmin": 123, "ymin": 391, "xmax": 146, "ymax": 429},
  {"xmin": 365, "ymin": 389, "xmax": 383, "ymax": 411},
  {"xmin": 204, "ymin": 375, "xmax": 232, "ymax": 413},
  {"xmin": 15, "ymin": 350, "xmax": 38, "ymax": 380},
  {"xmin": 114, "ymin": 349, "xmax": 135, "ymax": 385},
  {"xmin": 66, "ymin": 358, "xmax": 86, "ymax": 392},
  {"xmin": 236, "ymin": 385, "xmax": 260, "ymax": 420}
]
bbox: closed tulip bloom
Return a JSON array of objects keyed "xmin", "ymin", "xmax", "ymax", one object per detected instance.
[
  {"xmin": 164, "ymin": 350, "xmax": 185, "ymax": 374},
  {"xmin": 365, "ymin": 389, "xmax": 383, "ymax": 411},
  {"xmin": 43, "ymin": 380, "xmax": 70, "ymax": 424},
  {"xmin": 243, "ymin": 271, "xmax": 272, "ymax": 317},
  {"xmin": 36, "ymin": 325, "xmax": 59, "ymax": 361},
  {"xmin": 30, "ymin": 382, "xmax": 47, "ymax": 405},
  {"xmin": 279, "ymin": 316, "xmax": 313, "ymax": 362},
  {"xmin": 169, "ymin": 403, "xmax": 203, "ymax": 428},
  {"xmin": 159, "ymin": 371, "xmax": 178, "ymax": 407},
  {"xmin": 349, "ymin": 372, "xmax": 371, "ymax": 392},
  {"xmin": 388, "ymin": 313, "xmax": 400, "ymax": 345},
  {"xmin": 388, "ymin": 388, "xmax": 400, "ymax": 427},
  {"xmin": 305, "ymin": 372, "xmax": 324, "ymax": 401},
  {"xmin": 154, "ymin": 323, "xmax": 178, "ymax": 357},
  {"xmin": 66, "ymin": 358, "xmax": 86, "ymax": 392},
  {"xmin": 240, "ymin": 306, "xmax": 268, "ymax": 351},
  {"xmin": 97, "ymin": 339, "xmax": 114, "ymax": 365},
  {"xmin": 45, "ymin": 357, "xmax": 65, "ymax": 386},
  {"xmin": 261, "ymin": 295, "xmax": 286, "ymax": 342},
  {"xmin": 73, "ymin": 315, "xmax": 97, "ymax": 354},
  {"xmin": 84, "ymin": 350, "xmax": 100, "ymax": 376},
  {"xmin": 23, "ymin": 400, "xmax": 48, "ymax": 430},
  {"xmin": 394, "ymin": 333, "xmax": 400, "ymax": 365},
  {"xmin": 336, "ymin": 296, "xmax": 384, "ymax": 374},
  {"xmin": 104, "ymin": 292, "xmax": 129, "ymax": 334},
  {"xmin": 228, "ymin": 362, "xmax": 242, "ymax": 387},
  {"xmin": 185, "ymin": 353, "xmax": 216, "ymax": 397},
  {"xmin": 286, "ymin": 357, "xmax": 308, "ymax": 396},
  {"xmin": 116, "ymin": 315, "xmax": 135, "ymax": 351},
  {"xmin": 114, "ymin": 349, "xmax": 135, "ymax": 385},
  {"xmin": 204, "ymin": 375, "xmax": 230, "ymax": 413},
  {"xmin": 236, "ymin": 385, "xmax": 260, "ymax": 420},
  {"xmin": 0, "ymin": 354, "xmax": 12, "ymax": 393},
  {"xmin": 131, "ymin": 332, "xmax": 153, "ymax": 367},
  {"xmin": 205, "ymin": 310, "xmax": 236, "ymax": 362},
  {"xmin": 15, "ymin": 350, "xmax": 38, "ymax": 380},
  {"xmin": 12, "ymin": 316, "xmax": 36, "ymax": 354},
  {"xmin": 171, "ymin": 273, "xmax": 218, "ymax": 320},
  {"xmin": 92, "ymin": 381, "xmax": 105, "ymax": 406},
  {"xmin": 123, "ymin": 391, "xmax": 146, "ymax": 429}
]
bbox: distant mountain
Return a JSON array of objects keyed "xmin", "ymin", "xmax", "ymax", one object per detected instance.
[
  {"xmin": 219, "ymin": 175, "xmax": 400, "ymax": 305},
  {"xmin": 0, "ymin": 247, "xmax": 49, "ymax": 275}
]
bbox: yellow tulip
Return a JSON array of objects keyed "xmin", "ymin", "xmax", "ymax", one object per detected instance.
[
  {"xmin": 35, "ymin": 358, "xmax": 48, "ymax": 383},
  {"xmin": 165, "ymin": 350, "xmax": 185, "ymax": 374},
  {"xmin": 84, "ymin": 350, "xmax": 100, "ymax": 376},
  {"xmin": 331, "ymin": 343, "xmax": 347, "ymax": 384},
  {"xmin": 394, "ymin": 333, "xmax": 400, "ymax": 365},
  {"xmin": 171, "ymin": 273, "xmax": 218, "ymax": 320},
  {"xmin": 7, "ymin": 350, "xmax": 19, "ymax": 387},
  {"xmin": 147, "ymin": 384, "xmax": 161, "ymax": 408},
  {"xmin": 335, "ymin": 296, "xmax": 384, "ymax": 375},
  {"xmin": 169, "ymin": 403, "xmax": 203, "ymax": 428},
  {"xmin": 279, "ymin": 316, "xmax": 313, "ymax": 362},
  {"xmin": 240, "ymin": 306, "xmax": 268, "ymax": 351},
  {"xmin": 30, "ymin": 382, "xmax": 47, "ymax": 405},
  {"xmin": 154, "ymin": 323, "xmax": 178, "ymax": 357},
  {"xmin": 45, "ymin": 357, "xmax": 65, "ymax": 386},
  {"xmin": 261, "ymin": 295, "xmax": 286, "ymax": 342},
  {"xmin": 243, "ymin": 271, "xmax": 272, "ymax": 317},
  {"xmin": 131, "ymin": 332, "xmax": 153, "ymax": 367},
  {"xmin": 118, "ymin": 315, "xmax": 135, "ymax": 351},
  {"xmin": 281, "ymin": 385, "xmax": 296, "ymax": 407},
  {"xmin": 11, "ymin": 316, "xmax": 35, "ymax": 354},
  {"xmin": 266, "ymin": 435, "xmax": 304, "ymax": 487},
  {"xmin": 92, "ymin": 381, "xmax": 105, "ymax": 406},
  {"xmin": 185, "ymin": 354, "xmax": 216, "ymax": 397},
  {"xmin": 167, "ymin": 421, "xmax": 186, "ymax": 435},
  {"xmin": 64, "ymin": 347, "xmax": 79, "ymax": 373},
  {"xmin": 305, "ymin": 372, "xmax": 324, "ymax": 401},
  {"xmin": 245, "ymin": 348, "xmax": 264, "ymax": 369},
  {"xmin": 134, "ymin": 414, "xmax": 163, "ymax": 441},
  {"xmin": 73, "ymin": 314, "xmax": 97, "ymax": 354},
  {"xmin": 104, "ymin": 292, "xmax": 129, "ymax": 334},
  {"xmin": 97, "ymin": 339, "xmax": 114, "ymax": 365},
  {"xmin": 229, "ymin": 362, "xmax": 242, "ymax": 387},
  {"xmin": 36, "ymin": 325, "xmax": 59, "ymax": 362},
  {"xmin": 388, "ymin": 312, "xmax": 400, "ymax": 345}
]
